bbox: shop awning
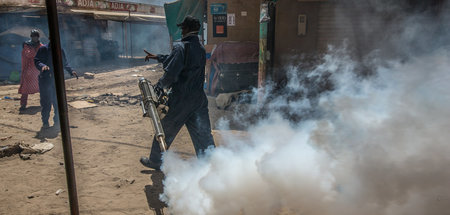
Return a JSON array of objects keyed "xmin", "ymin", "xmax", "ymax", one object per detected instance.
[
  {"xmin": 70, "ymin": 9, "xmax": 166, "ymax": 23},
  {"xmin": 1, "ymin": 0, "xmax": 166, "ymax": 23}
]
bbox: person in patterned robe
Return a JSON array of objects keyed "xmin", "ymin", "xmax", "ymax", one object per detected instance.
[{"xmin": 18, "ymin": 29, "xmax": 42, "ymax": 111}]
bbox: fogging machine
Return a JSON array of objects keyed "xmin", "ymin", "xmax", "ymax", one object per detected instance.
[{"xmin": 138, "ymin": 78, "xmax": 168, "ymax": 152}]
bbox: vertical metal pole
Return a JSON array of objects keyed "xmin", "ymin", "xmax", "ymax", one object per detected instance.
[
  {"xmin": 258, "ymin": 2, "xmax": 269, "ymax": 104},
  {"xmin": 130, "ymin": 22, "xmax": 133, "ymax": 59},
  {"xmin": 202, "ymin": 0, "xmax": 207, "ymax": 45},
  {"xmin": 129, "ymin": 10, "xmax": 133, "ymax": 59},
  {"xmin": 267, "ymin": 2, "xmax": 276, "ymax": 76},
  {"xmin": 122, "ymin": 21, "xmax": 125, "ymax": 58},
  {"xmin": 124, "ymin": 22, "xmax": 128, "ymax": 58},
  {"xmin": 44, "ymin": 0, "xmax": 79, "ymax": 214}
]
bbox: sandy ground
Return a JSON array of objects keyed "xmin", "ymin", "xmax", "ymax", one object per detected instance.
[{"xmin": 0, "ymin": 63, "xmax": 232, "ymax": 215}]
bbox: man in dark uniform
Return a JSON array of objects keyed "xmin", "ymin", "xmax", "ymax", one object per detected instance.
[
  {"xmin": 34, "ymin": 42, "xmax": 77, "ymax": 128},
  {"xmin": 140, "ymin": 16, "xmax": 216, "ymax": 170}
]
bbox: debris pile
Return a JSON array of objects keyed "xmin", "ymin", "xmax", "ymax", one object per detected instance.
[
  {"xmin": 215, "ymin": 90, "xmax": 252, "ymax": 110},
  {"xmin": 69, "ymin": 93, "xmax": 141, "ymax": 107},
  {"xmin": 0, "ymin": 141, "xmax": 54, "ymax": 160},
  {"xmin": 114, "ymin": 177, "xmax": 135, "ymax": 189},
  {"xmin": 83, "ymin": 72, "xmax": 95, "ymax": 79}
]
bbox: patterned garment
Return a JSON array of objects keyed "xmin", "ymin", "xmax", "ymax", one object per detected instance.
[{"xmin": 18, "ymin": 41, "xmax": 42, "ymax": 94}]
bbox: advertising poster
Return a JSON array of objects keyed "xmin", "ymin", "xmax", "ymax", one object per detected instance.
[
  {"xmin": 211, "ymin": 3, "xmax": 227, "ymax": 37},
  {"xmin": 213, "ymin": 14, "xmax": 227, "ymax": 37}
]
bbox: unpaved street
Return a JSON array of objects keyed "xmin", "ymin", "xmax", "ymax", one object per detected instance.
[{"xmin": 0, "ymin": 63, "xmax": 229, "ymax": 215}]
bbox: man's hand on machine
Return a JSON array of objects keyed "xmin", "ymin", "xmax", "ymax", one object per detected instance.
[
  {"xmin": 154, "ymin": 82, "xmax": 164, "ymax": 97},
  {"xmin": 155, "ymin": 82, "xmax": 168, "ymax": 105}
]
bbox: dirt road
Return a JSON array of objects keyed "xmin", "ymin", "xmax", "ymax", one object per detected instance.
[{"xmin": 0, "ymin": 63, "xmax": 229, "ymax": 214}]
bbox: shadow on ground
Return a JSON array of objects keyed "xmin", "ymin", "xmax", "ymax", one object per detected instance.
[
  {"xmin": 34, "ymin": 125, "xmax": 60, "ymax": 140},
  {"xmin": 143, "ymin": 170, "xmax": 167, "ymax": 215},
  {"xmin": 18, "ymin": 106, "xmax": 40, "ymax": 115}
]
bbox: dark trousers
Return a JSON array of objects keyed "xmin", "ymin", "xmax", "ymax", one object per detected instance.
[
  {"xmin": 39, "ymin": 76, "xmax": 59, "ymax": 125},
  {"xmin": 149, "ymin": 98, "xmax": 216, "ymax": 163}
]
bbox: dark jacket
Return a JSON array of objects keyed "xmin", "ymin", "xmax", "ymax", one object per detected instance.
[
  {"xmin": 156, "ymin": 35, "xmax": 207, "ymax": 108},
  {"xmin": 34, "ymin": 43, "xmax": 74, "ymax": 78}
]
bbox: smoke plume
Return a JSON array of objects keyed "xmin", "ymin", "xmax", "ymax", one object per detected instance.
[{"xmin": 160, "ymin": 1, "xmax": 450, "ymax": 215}]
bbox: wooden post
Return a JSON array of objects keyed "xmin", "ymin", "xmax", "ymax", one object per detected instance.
[
  {"xmin": 44, "ymin": 0, "xmax": 79, "ymax": 214},
  {"xmin": 258, "ymin": 2, "xmax": 270, "ymax": 104}
]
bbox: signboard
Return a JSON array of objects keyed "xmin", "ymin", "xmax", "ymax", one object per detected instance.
[
  {"xmin": 0, "ymin": 0, "xmax": 162, "ymax": 14},
  {"xmin": 57, "ymin": 0, "xmax": 75, "ymax": 6},
  {"xmin": 109, "ymin": 2, "xmax": 136, "ymax": 11},
  {"xmin": 213, "ymin": 14, "xmax": 227, "ymax": 37},
  {"xmin": 77, "ymin": 0, "xmax": 137, "ymax": 11},
  {"xmin": 227, "ymin": 13, "xmax": 235, "ymax": 26},
  {"xmin": 211, "ymin": 3, "xmax": 227, "ymax": 37},
  {"xmin": 210, "ymin": 3, "xmax": 226, "ymax": 14}
]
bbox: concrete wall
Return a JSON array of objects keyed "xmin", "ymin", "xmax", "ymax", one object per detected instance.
[
  {"xmin": 273, "ymin": 0, "xmax": 321, "ymax": 70},
  {"xmin": 206, "ymin": 0, "xmax": 261, "ymax": 45}
]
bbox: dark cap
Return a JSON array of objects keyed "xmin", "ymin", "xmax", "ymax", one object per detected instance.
[
  {"xmin": 177, "ymin": 15, "xmax": 201, "ymax": 31},
  {"xmin": 30, "ymin": 29, "xmax": 40, "ymax": 37}
]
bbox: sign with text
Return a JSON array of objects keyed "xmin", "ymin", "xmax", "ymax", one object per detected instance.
[
  {"xmin": 213, "ymin": 14, "xmax": 227, "ymax": 37},
  {"xmin": 227, "ymin": 13, "xmax": 235, "ymax": 26},
  {"xmin": 210, "ymin": 3, "xmax": 226, "ymax": 14},
  {"xmin": 1, "ymin": 0, "xmax": 162, "ymax": 15},
  {"xmin": 77, "ymin": 0, "xmax": 137, "ymax": 11},
  {"xmin": 108, "ymin": 1, "xmax": 137, "ymax": 11}
]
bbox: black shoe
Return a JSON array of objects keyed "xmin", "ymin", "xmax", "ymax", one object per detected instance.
[
  {"xmin": 19, "ymin": 105, "xmax": 26, "ymax": 111},
  {"xmin": 42, "ymin": 122, "xmax": 50, "ymax": 129},
  {"xmin": 140, "ymin": 157, "xmax": 161, "ymax": 170}
]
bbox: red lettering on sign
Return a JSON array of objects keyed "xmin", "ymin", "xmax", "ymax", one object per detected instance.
[
  {"xmin": 110, "ymin": 2, "xmax": 124, "ymax": 10},
  {"xmin": 107, "ymin": 2, "xmax": 137, "ymax": 11},
  {"xmin": 78, "ymin": 0, "xmax": 95, "ymax": 8}
]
